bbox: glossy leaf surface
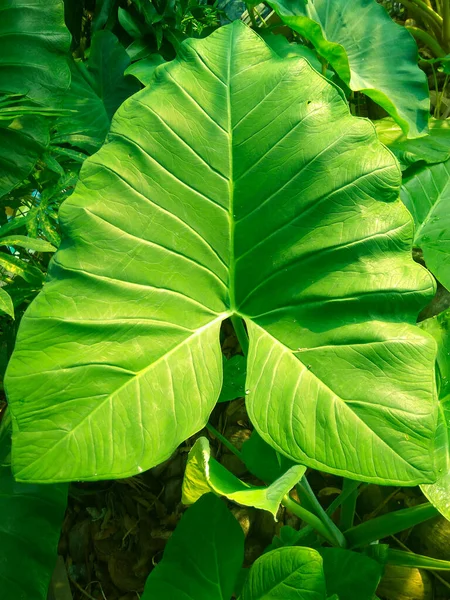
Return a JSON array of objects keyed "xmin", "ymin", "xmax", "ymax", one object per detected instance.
[
  {"xmin": 400, "ymin": 159, "xmax": 450, "ymax": 290},
  {"xmin": 182, "ymin": 437, "xmax": 305, "ymax": 517},
  {"xmin": 240, "ymin": 547, "xmax": 326, "ymax": 600},
  {"xmin": 53, "ymin": 31, "xmax": 140, "ymax": 154},
  {"xmin": 0, "ymin": 416, "xmax": 68, "ymax": 599},
  {"xmin": 219, "ymin": 355, "xmax": 246, "ymax": 402},
  {"xmin": 142, "ymin": 493, "xmax": 244, "ymax": 600},
  {"xmin": 265, "ymin": 0, "xmax": 429, "ymax": 137},
  {"xmin": 6, "ymin": 22, "xmax": 439, "ymax": 485}
]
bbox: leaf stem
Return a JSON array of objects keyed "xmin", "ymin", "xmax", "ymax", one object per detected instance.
[
  {"xmin": 339, "ymin": 478, "xmax": 359, "ymax": 531},
  {"xmin": 297, "ymin": 476, "xmax": 347, "ymax": 548},
  {"xmin": 282, "ymin": 495, "xmax": 342, "ymax": 547},
  {"xmin": 344, "ymin": 502, "xmax": 438, "ymax": 549},
  {"xmin": 231, "ymin": 315, "xmax": 249, "ymax": 356},
  {"xmin": 406, "ymin": 25, "xmax": 447, "ymax": 55},
  {"xmin": 443, "ymin": 0, "xmax": 450, "ymax": 49},
  {"xmin": 206, "ymin": 423, "xmax": 242, "ymax": 459},
  {"xmin": 402, "ymin": 0, "xmax": 443, "ymax": 27}
]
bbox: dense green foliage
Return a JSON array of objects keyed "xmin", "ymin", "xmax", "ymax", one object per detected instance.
[{"xmin": 1, "ymin": 0, "xmax": 450, "ymax": 599}]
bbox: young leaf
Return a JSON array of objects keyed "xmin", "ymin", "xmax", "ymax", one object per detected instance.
[
  {"xmin": 52, "ymin": 31, "xmax": 140, "ymax": 154},
  {"xmin": 375, "ymin": 117, "xmax": 450, "ymax": 169},
  {"xmin": 240, "ymin": 547, "xmax": 327, "ymax": 600},
  {"xmin": 141, "ymin": 493, "xmax": 244, "ymax": 600},
  {"xmin": 218, "ymin": 354, "xmax": 246, "ymax": 403},
  {"xmin": 6, "ymin": 21, "xmax": 439, "ymax": 485},
  {"xmin": 319, "ymin": 548, "xmax": 383, "ymax": 600},
  {"xmin": 0, "ymin": 415, "xmax": 68, "ymax": 600},
  {"xmin": 400, "ymin": 159, "xmax": 450, "ymax": 291},
  {"xmin": 265, "ymin": 0, "xmax": 429, "ymax": 137},
  {"xmin": 182, "ymin": 437, "xmax": 306, "ymax": 517},
  {"xmin": 124, "ymin": 54, "xmax": 166, "ymax": 86}
]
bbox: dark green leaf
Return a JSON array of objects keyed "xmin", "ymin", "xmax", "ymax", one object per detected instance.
[{"xmin": 218, "ymin": 354, "xmax": 246, "ymax": 403}]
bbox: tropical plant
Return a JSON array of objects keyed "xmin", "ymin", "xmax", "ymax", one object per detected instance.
[{"xmin": 2, "ymin": 1, "xmax": 450, "ymax": 599}]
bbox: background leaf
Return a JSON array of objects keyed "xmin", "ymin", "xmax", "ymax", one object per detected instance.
[{"xmin": 265, "ymin": 0, "xmax": 429, "ymax": 137}]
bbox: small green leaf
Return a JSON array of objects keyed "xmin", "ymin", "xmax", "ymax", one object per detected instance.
[
  {"xmin": 319, "ymin": 548, "xmax": 383, "ymax": 600},
  {"xmin": 400, "ymin": 159, "xmax": 450, "ymax": 291},
  {"xmin": 241, "ymin": 430, "xmax": 294, "ymax": 483},
  {"xmin": 0, "ymin": 287, "xmax": 14, "ymax": 318},
  {"xmin": 375, "ymin": 117, "xmax": 450, "ymax": 169},
  {"xmin": 182, "ymin": 437, "xmax": 305, "ymax": 518},
  {"xmin": 142, "ymin": 493, "xmax": 244, "ymax": 600},
  {"xmin": 218, "ymin": 354, "xmax": 246, "ymax": 403},
  {"xmin": 0, "ymin": 236, "xmax": 56, "ymax": 253},
  {"xmin": 240, "ymin": 547, "xmax": 327, "ymax": 600}
]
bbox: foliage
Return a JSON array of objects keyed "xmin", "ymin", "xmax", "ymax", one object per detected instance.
[{"xmin": 1, "ymin": 0, "xmax": 450, "ymax": 598}]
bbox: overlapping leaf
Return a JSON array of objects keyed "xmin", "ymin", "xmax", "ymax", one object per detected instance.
[
  {"xmin": 265, "ymin": 0, "xmax": 429, "ymax": 137},
  {"xmin": 400, "ymin": 159, "xmax": 450, "ymax": 290},
  {"xmin": 6, "ymin": 22, "xmax": 439, "ymax": 485}
]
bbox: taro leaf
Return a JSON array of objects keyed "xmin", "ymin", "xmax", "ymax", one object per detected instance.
[
  {"xmin": 400, "ymin": 159, "xmax": 450, "ymax": 290},
  {"xmin": 319, "ymin": 548, "xmax": 383, "ymax": 600},
  {"xmin": 265, "ymin": 0, "xmax": 429, "ymax": 137},
  {"xmin": 52, "ymin": 31, "xmax": 140, "ymax": 154},
  {"xmin": 6, "ymin": 21, "xmax": 440, "ymax": 485},
  {"xmin": 375, "ymin": 117, "xmax": 450, "ymax": 169},
  {"xmin": 420, "ymin": 308, "xmax": 450, "ymax": 520},
  {"xmin": 0, "ymin": 0, "xmax": 71, "ymax": 104},
  {"xmin": 0, "ymin": 415, "xmax": 68, "ymax": 600},
  {"xmin": 124, "ymin": 54, "xmax": 166, "ymax": 86},
  {"xmin": 141, "ymin": 493, "xmax": 244, "ymax": 600},
  {"xmin": 0, "ymin": 288, "xmax": 14, "ymax": 318},
  {"xmin": 240, "ymin": 547, "xmax": 327, "ymax": 600},
  {"xmin": 218, "ymin": 354, "xmax": 246, "ymax": 403},
  {"xmin": 263, "ymin": 33, "xmax": 324, "ymax": 73},
  {"xmin": 182, "ymin": 437, "xmax": 305, "ymax": 517},
  {"xmin": 241, "ymin": 430, "xmax": 294, "ymax": 483}
]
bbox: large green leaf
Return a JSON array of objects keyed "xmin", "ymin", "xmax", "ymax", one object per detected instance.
[
  {"xmin": 0, "ymin": 0, "xmax": 71, "ymax": 104},
  {"xmin": 375, "ymin": 118, "xmax": 450, "ymax": 169},
  {"xmin": 142, "ymin": 493, "xmax": 244, "ymax": 600},
  {"xmin": 265, "ymin": 0, "xmax": 429, "ymax": 137},
  {"xmin": 420, "ymin": 308, "xmax": 450, "ymax": 520},
  {"xmin": 240, "ymin": 547, "xmax": 327, "ymax": 600},
  {"xmin": 182, "ymin": 437, "xmax": 305, "ymax": 517},
  {"xmin": 0, "ymin": 415, "xmax": 68, "ymax": 599},
  {"xmin": 400, "ymin": 159, "xmax": 450, "ymax": 291},
  {"xmin": 6, "ymin": 21, "xmax": 440, "ymax": 485},
  {"xmin": 52, "ymin": 30, "xmax": 140, "ymax": 154}
]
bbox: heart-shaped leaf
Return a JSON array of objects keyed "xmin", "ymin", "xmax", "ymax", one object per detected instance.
[
  {"xmin": 6, "ymin": 22, "xmax": 439, "ymax": 485},
  {"xmin": 239, "ymin": 547, "xmax": 327, "ymax": 600},
  {"xmin": 400, "ymin": 159, "xmax": 450, "ymax": 291},
  {"xmin": 141, "ymin": 493, "xmax": 244, "ymax": 600},
  {"xmin": 265, "ymin": 0, "xmax": 429, "ymax": 137},
  {"xmin": 182, "ymin": 437, "xmax": 305, "ymax": 517}
]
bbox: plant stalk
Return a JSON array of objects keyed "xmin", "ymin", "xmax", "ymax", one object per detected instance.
[
  {"xmin": 402, "ymin": 0, "xmax": 443, "ymax": 26},
  {"xmin": 282, "ymin": 495, "xmax": 343, "ymax": 547},
  {"xmin": 231, "ymin": 314, "xmax": 249, "ymax": 355},
  {"xmin": 443, "ymin": 0, "xmax": 450, "ymax": 49},
  {"xmin": 297, "ymin": 477, "xmax": 347, "ymax": 548},
  {"xmin": 339, "ymin": 478, "xmax": 359, "ymax": 531},
  {"xmin": 407, "ymin": 25, "xmax": 447, "ymax": 55},
  {"xmin": 206, "ymin": 423, "xmax": 242, "ymax": 459}
]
